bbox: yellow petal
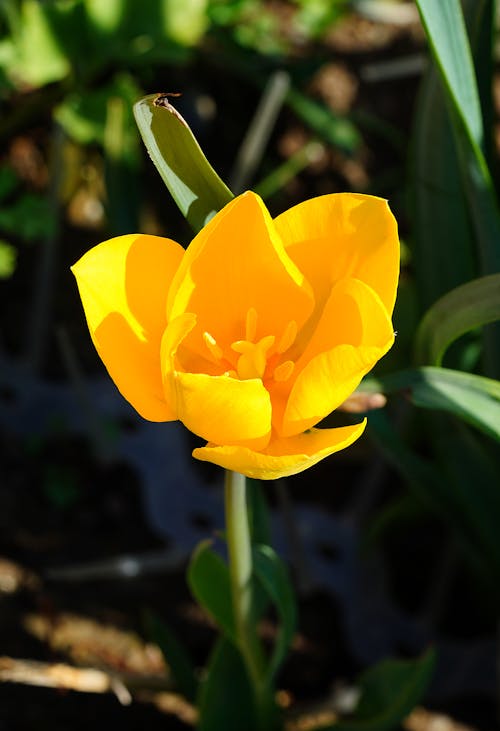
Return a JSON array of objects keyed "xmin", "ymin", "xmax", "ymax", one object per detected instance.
[
  {"xmin": 274, "ymin": 193, "xmax": 399, "ymax": 315},
  {"xmin": 167, "ymin": 191, "xmax": 313, "ymax": 355},
  {"xmin": 193, "ymin": 420, "xmax": 366, "ymax": 480},
  {"xmin": 279, "ymin": 278, "xmax": 394, "ymax": 437},
  {"xmin": 168, "ymin": 371, "xmax": 272, "ymax": 449},
  {"xmin": 71, "ymin": 233, "xmax": 184, "ymax": 421}
]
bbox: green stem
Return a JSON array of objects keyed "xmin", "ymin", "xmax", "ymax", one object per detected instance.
[{"xmin": 224, "ymin": 470, "xmax": 267, "ymax": 721}]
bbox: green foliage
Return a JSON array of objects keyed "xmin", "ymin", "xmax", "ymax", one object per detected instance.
[
  {"xmin": 197, "ymin": 637, "xmax": 258, "ymax": 731},
  {"xmin": 253, "ymin": 545, "xmax": 297, "ymax": 684},
  {"xmin": 328, "ymin": 649, "xmax": 436, "ymax": 731},
  {"xmin": 134, "ymin": 94, "xmax": 234, "ymax": 233},
  {"xmin": 144, "ymin": 611, "xmax": 198, "ymax": 702},
  {"xmin": 362, "ymin": 367, "xmax": 500, "ymax": 442},
  {"xmin": 0, "ymin": 239, "xmax": 16, "ymax": 278},
  {"xmin": 415, "ymin": 274, "xmax": 500, "ymax": 366},
  {"xmin": 187, "ymin": 540, "xmax": 236, "ymax": 642}
]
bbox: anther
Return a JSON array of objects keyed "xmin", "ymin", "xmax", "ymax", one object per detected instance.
[
  {"xmin": 273, "ymin": 360, "xmax": 294, "ymax": 382},
  {"xmin": 277, "ymin": 320, "xmax": 297, "ymax": 354},
  {"xmin": 203, "ymin": 331, "xmax": 223, "ymax": 361}
]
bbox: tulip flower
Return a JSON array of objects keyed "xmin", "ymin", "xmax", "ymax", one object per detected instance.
[{"xmin": 72, "ymin": 191, "xmax": 399, "ymax": 479}]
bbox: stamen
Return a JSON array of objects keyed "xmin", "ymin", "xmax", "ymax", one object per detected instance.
[
  {"xmin": 223, "ymin": 369, "xmax": 238, "ymax": 378},
  {"xmin": 203, "ymin": 331, "xmax": 223, "ymax": 361},
  {"xmin": 245, "ymin": 307, "xmax": 258, "ymax": 342},
  {"xmin": 277, "ymin": 320, "xmax": 297, "ymax": 354},
  {"xmin": 231, "ymin": 335, "xmax": 275, "ymax": 379},
  {"xmin": 273, "ymin": 360, "xmax": 294, "ymax": 382}
]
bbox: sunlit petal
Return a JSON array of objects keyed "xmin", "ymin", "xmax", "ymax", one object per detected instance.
[
  {"xmin": 278, "ymin": 278, "xmax": 394, "ymax": 436},
  {"xmin": 168, "ymin": 371, "xmax": 272, "ymax": 449},
  {"xmin": 274, "ymin": 193, "xmax": 399, "ymax": 315},
  {"xmin": 72, "ymin": 233, "xmax": 184, "ymax": 421},
  {"xmin": 193, "ymin": 420, "xmax": 366, "ymax": 479},
  {"xmin": 167, "ymin": 191, "xmax": 314, "ymax": 354}
]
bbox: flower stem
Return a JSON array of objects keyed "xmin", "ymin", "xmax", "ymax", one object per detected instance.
[{"xmin": 224, "ymin": 470, "xmax": 268, "ymax": 724}]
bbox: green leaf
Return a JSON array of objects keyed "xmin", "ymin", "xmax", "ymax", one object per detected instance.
[
  {"xmin": 144, "ymin": 611, "xmax": 198, "ymax": 702},
  {"xmin": 163, "ymin": 0, "xmax": 209, "ymax": 46},
  {"xmin": 187, "ymin": 540, "xmax": 236, "ymax": 642},
  {"xmin": 329, "ymin": 648, "xmax": 436, "ymax": 731},
  {"xmin": 133, "ymin": 94, "xmax": 234, "ymax": 233},
  {"xmin": 55, "ymin": 74, "xmax": 141, "ymax": 154},
  {"xmin": 286, "ymin": 88, "xmax": 360, "ymax": 154},
  {"xmin": 253, "ymin": 545, "xmax": 297, "ymax": 683},
  {"xmin": 415, "ymin": 0, "xmax": 500, "ymax": 276},
  {"xmin": 246, "ymin": 479, "xmax": 271, "ymax": 546},
  {"xmin": 410, "ymin": 65, "xmax": 476, "ymax": 309},
  {"xmin": 0, "ymin": 194, "xmax": 57, "ymax": 242},
  {"xmin": 362, "ymin": 366, "xmax": 500, "ymax": 442},
  {"xmin": 415, "ymin": 274, "xmax": 500, "ymax": 365},
  {"xmin": 197, "ymin": 637, "xmax": 257, "ymax": 731},
  {"xmin": 415, "ymin": 0, "xmax": 483, "ymax": 146},
  {"xmin": 367, "ymin": 410, "xmax": 500, "ymax": 598},
  {"xmin": 0, "ymin": 240, "xmax": 17, "ymax": 279},
  {"xmin": 11, "ymin": 0, "xmax": 71, "ymax": 86}
]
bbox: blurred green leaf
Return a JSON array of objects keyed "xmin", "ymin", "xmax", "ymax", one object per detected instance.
[
  {"xmin": 55, "ymin": 74, "xmax": 141, "ymax": 153},
  {"xmin": 134, "ymin": 94, "xmax": 234, "ymax": 233},
  {"xmin": 286, "ymin": 88, "xmax": 360, "ymax": 154},
  {"xmin": 83, "ymin": 0, "xmax": 125, "ymax": 33},
  {"xmin": 0, "ymin": 194, "xmax": 57, "ymax": 241},
  {"xmin": 415, "ymin": 274, "xmax": 500, "ymax": 365},
  {"xmin": 246, "ymin": 479, "xmax": 271, "ymax": 546},
  {"xmin": 8, "ymin": 0, "xmax": 71, "ymax": 86},
  {"xmin": 328, "ymin": 648, "xmax": 436, "ymax": 731},
  {"xmin": 362, "ymin": 367, "xmax": 500, "ymax": 442},
  {"xmin": 0, "ymin": 240, "xmax": 17, "ymax": 278},
  {"xmin": 368, "ymin": 410, "xmax": 500, "ymax": 597},
  {"xmin": 433, "ymin": 418, "xmax": 500, "ymax": 587},
  {"xmin": 144, "ymin": 611, "xmax": 198, "ymax": 702},
  {"xmin": 187, "ymin": 540, "xmax": 236, "ymax": 642},
  {"xmin": 253, "ymin": 544, "xmax": 297, "ymax": 683},
  {"xmin": 164, "ymin": 0, "xmax": 209, "ymax": 46},
  {"xmin": 198, "ymin": 637, "xmax": 257, "ymax": 731},
  {"xmin": 0, "ymin": 166, "xmax": 18, "ymax": 201},
  {"xmin": 293, "ymin": 0, "xmax": 348, "ymax": 39}
]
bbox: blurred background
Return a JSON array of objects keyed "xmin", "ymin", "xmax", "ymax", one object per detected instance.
[{"xmin": 1, "ymin": 1, "xmax": 499, "ymax": 729}]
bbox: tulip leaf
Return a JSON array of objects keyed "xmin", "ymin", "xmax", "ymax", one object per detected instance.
[
  {"xmin": 133, "ymin": 94, "xmax": 234, "ymax": 233},
  {"xmin": 197, "ymin": 637, "xmax": 257, "ymax": 731},
  {"xmin": 324, "ymin": 648, "xmax": 436, "ymax": 731},
  {"xmin": 361, "ymin": 366, "xmax": 500, "ymax": 442},
  {"xmin": 367, "ymin": 410, "xmax": 500, "ymax": 596},
  {"xmin": 415, "ymin": 274, "xmax": 500, "ymax": 365},
  {"xmin": 187, "ymin": 540, "xmax": 236, "ymax": 643},
  {"xmin": 410, "ymin": 62, "xmax": 475, "ymax": 309},
  {"xmin": 414, "ymin": 0, "xmax": 483, "ymax": 147},
  {"xmin": 253, "ymin": 544, "xmax": 297, "ymax": 683},
  {"xmin": 143, "ymin": 611, "xmax": 198, "ymax": 702},
  {"xmin": 414, "ymin": 0, "xmax": 500, "ymax": 277}
]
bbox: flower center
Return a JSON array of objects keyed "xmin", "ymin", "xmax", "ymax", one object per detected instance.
[{"xmin": 202, "ymin": 308, "xmax": 297, "ymax": 384}]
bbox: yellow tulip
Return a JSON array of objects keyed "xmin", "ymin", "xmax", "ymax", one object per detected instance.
[{"xmin": 72, "ymin": 191, "xmax": 399, "ymax": 479}]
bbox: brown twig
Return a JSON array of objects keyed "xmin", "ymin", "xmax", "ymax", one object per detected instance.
[{"xmin": 0, "ymin": 656, "xmax": 196, "ymax": 724}]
